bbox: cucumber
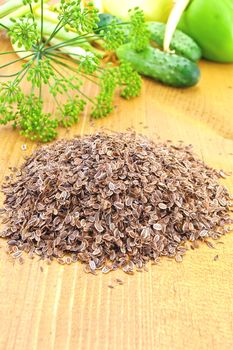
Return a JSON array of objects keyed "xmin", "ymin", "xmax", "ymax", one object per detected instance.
[
  {"xmin": 116, "ymin": 43, "xmax": 200, "ymax": 88},
  {"xmin": 148, "ymin": 22, "xmax": 202, "ymax": 62},
  {"xmin": 96, "ymin": 13, "xmax": 122, "ymax": 34}
]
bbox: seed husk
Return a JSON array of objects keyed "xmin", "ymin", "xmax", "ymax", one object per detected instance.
[
  {"xmin": 116, "ymin": 278, "xmax": 124, "ymax": 285},
  {"xmin": 205, "ymin": 240, "xmax": 216, "ymax": 249},
  {"xmin": 0, "ymin": 132, "xmax": 232, "ymax": 274}
]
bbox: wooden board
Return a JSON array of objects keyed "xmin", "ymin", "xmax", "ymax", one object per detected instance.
[{"xmin": 0, "ymin": 37, "xmax": 233, "ymax": 350}]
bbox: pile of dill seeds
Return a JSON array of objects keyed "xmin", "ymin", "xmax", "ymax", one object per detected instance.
[{"xmin": 0, "ymin": 132, "xmax": 232, "ymax": 273}]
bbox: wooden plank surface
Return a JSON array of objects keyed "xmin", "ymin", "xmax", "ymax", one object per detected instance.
[{"xmin": 0, "ymin": 37, "xmax": 233, "ymax": 350}]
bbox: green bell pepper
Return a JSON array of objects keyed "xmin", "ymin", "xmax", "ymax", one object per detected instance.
[{"xmin": 164, "ymin": 0, "xmax": 233, "ymax": 63}]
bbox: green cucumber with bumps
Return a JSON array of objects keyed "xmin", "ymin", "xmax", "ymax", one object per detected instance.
[
  {"xmin": 116, "ymin": 43, "xmax": 200, "ymax": 87},
  {"xmin": 96, "ymin": 16, "xmax": 202, "ymax": 62},
  {"xmin": 148, "ymin": 22, "xmax": 202, "ymax": 62}
]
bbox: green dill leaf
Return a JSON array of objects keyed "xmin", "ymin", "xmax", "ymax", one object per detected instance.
[
  {"xmin": 18, "ymin": 95, "xmax": 58, "ymax": 142},
  {"xmin": 117, "ymin": 62, "xmax": 142, "ymax": 99},
  {"xmin": 102, "ymin": 20, "xmax": 126, "ymax": 50},
  {"xmin": 27, "ymin": 58, "xmax": 55, "ymax": 87},
  {"xmin": 58, "ymin": 0, "xmax": 99, "ymax": 34},
  {"xmin": 0, "ymin": 81, "xmax": 23, "ymax": 103},
  {"xmin": 22, "ymin": 0, "xmax": 39, "ymax": 5},
  {"xmin": 128, "ymin": 7, "xmax": 150, "ymax": 51},
  {"xmin": 49, "ymin": 77, "xmax": 69, "ymax": 97},
  {"xmin": 0, "ymin": 82, "xmax": 23, "ymax": 125},
  {"xmin": 0, "ymin": 0, "xmax": 143, "ymax": 142},
  {"xmin": 78, "ymin": 53, "xmax": 99, "ymax": 74},
  {"xmin": 61, "ymin": 96, "xmax": 86, "ymax": 127},
  {"xmin": 8, "ymin": 16, "xmax": 39, "ymax": 50},
  {"xmin": 91, "ymin": 66, "xmax": 117, "ymax": 118}
]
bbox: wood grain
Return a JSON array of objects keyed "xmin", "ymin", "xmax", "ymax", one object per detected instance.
[{"xmin": 0, "ymin": 37, "xmax": 233, "ymax": 350}]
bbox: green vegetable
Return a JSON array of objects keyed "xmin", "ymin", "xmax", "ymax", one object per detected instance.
[
  {"xmin": 97, "ymin": 13, "xmax": 122, "ymax": 31},
  {"xmin": 116, "ymin": 43, "xmax": 200, "ymax": 87},
  {"xmin": 0, "ymin": 1, "xmax": 148, "ymax": 142},
  {"xmin": 0, "ymin": 3, "xmax": 44, "ymax": 29},
  {"xmin": 0, "ymin": 0, "xmax": 29, "ymax": 18},
  {"xmin": 165, "ymin": 0, "xmax": 233, "ymax": 63},
  {"xmin": 102, "ymin": 0, "xmax": 173, "ymax": 23},
  {"xmin": 148, "ymin": 22, "xmax": 202, "ymax": 62},
  {"xmin": 96, "ymin": 15, "xmax": 202, "ymax": 62}
]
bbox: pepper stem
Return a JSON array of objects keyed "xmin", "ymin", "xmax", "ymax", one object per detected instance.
[{"xmin": 164, "ymin": 0, "xmax": 190, "ymax": 52}]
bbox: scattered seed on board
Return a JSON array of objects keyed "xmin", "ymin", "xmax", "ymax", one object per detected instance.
[
  {"xmin": 108, "ymin": 285, "xmax": 114, "ymax": 289},
  {"xmin": 89, "ymin": 260, "xmax": 96, "ymax": 271},
  {"xmin": 57, "ymin": 258, "xmax": 65, "ymax": 265},
  {"xmin": 205, "ymin": 241, "xmax": 216, "ymax": 249},
  {"xmin": 18, "ymin": 257, "xmax": 24, "ymax": 265},
  {"xmin": 175, "ymin": 255, "xmax": 183, "ymax": 263},
  {"xmin": 66, "ymin": 257, "xmax": 72, "ymax": 265},
  {"xmin": 21, "ymin": 144, "xmax": 27, "ymax": 151},
  {"xmin": 213, "ymin": 255, "xmax": 219, "ymax": 261},
  {"xmin": 102, "ymin": 266, "xmax": 111, "ymax": 274},
  {"xmin": 116, "ymin": 278, "xmax": 124, "ymax": 285},
  {"xmin": 0, "ymin": 132, "xmax": 232, "ymax": 274}
]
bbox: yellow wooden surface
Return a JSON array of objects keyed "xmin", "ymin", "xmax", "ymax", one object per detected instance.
[{"xmin": 0, "ymin": 37, "xmax": 233, "ymax": 350}]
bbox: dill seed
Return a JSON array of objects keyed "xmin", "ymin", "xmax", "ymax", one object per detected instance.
[
  {"xmin": 102, "ymin": 266, "xmax": 111, "ymax": 274},
  {"xmin": 213, "ymin": 255, "xmax": 219, "ymax": 261},
  {"xmin": 175, "ymin": 255, "xmax": 183, "ymax": 263},
  {"xmin": 18, "ymin": 257, "xmax": 24, "ymax": 265},
  {"xmin": 116, "ymin": 278, "xmax": 124, "ymax": 285},
  {"xmin": 0, "ymin": 132, "xmax": 232, "ymax": 274},
  {"xmin": 89, "ymin": 260, "xmax": 96, "ymax": 271},
  {"xmin": 21, "ymin": 144, "xmax": 27, "ymax": 151},
  {"xmin": 205, "ymin": 241, "xmax": 216, "ymax": 249}
]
